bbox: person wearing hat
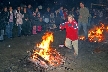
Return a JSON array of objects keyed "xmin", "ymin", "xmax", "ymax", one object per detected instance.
[{"xmin": 60, "ymin": 14, "xmax": 78, "ymax": 56}]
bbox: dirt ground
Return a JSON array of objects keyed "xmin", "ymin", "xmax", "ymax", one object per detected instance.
[{"xmin": 0, "ymin": 30, "xmax": 108, "ymax": 72}]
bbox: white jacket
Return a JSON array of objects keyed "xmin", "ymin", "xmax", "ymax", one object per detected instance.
[{"xmin": 16, "ymin": 12, "xmax": 23, "ymax": 24}]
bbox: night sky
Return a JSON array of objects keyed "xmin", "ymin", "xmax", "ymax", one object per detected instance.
[{"xmin": 0, "ymin": 0, "xmax": 100, "ymax": 9}]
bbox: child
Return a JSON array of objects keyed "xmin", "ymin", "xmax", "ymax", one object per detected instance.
[
  {"xmin": 36, "ymin": 18, "xmax": 43, "ymax": 33},
  {"xmin": 31, "ymin": 12, "xmax": 38, "ymax": 34},
  {"xmin": 60, "ymin": 14, "xmax": 78, "ymax": 56}
]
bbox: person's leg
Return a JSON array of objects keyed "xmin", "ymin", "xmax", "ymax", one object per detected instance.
[
  {"xmin": 88, "ymin": 17, "xmax": 91, "ymax": 27},
  {"xmin": 72, "ymin": 40, "xmax": 78, "ymax": 56},
  {"xmin": 0, "ymin": 30, "xmax": 3, "ymax": 41},
  {"xmin": 21, "ymin": 24, "xmax": 25, "ymax": 36},
  {"xmin": 0, "ymin": 31, "xmax": 2, "ymax": 41},
  {"xmin": 25, "ymin": 22, "xmax": 30, "ymax": 35},
  {"xmin": 6, "ymin": 24, "xmax": 10, "ymax": 38},
  {"xmin": 78, "ymin": 21, "xmax": 82, "ymax": 35},
  {"xmin": 9, "ymin": 22, "xmax": 13, "ymax": 38},
  {"xmin": 65, "ymin": 38, "xmax": 72, "ymax": 49},
  {"xmin": 1, "ymin": 30, "xmax": 4, "ymax": 40},
  {"xmin": 18, "ymin": 24, "xmax": 22, "ymax": 37},
  {"xmin": 82, "ymin": 23, "xmax": 88, "ymax": 39}
]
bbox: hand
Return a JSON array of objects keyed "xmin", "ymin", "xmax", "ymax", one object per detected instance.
[
  {"xmin": 59, "ymin": 26, "xmax": 61, "ymax": 29},
  {"xmin": 59, "ymin": 24, "xmax": 62, "ymax": 29},
  {"xmin": 25, "ymin": 19, "xmax": 28, "ymax": 21}
]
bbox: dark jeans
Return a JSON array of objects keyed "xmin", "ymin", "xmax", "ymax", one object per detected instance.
[
  {"xmin": 22, "ymin": 23, "xmax": 30, "ymax": 35},
  {"xmin": 78, "ymin": 22, "xmax": 88, "ymax": 39},
  {"xmin": 5, "ymin": 22, "xmax": 13, "ymax": 38},
  {"xmin": 18, "ymin": 24, "xmax": 22, "ymax": 36},
  {"xmin": 0, "ymin": 30, "xmax": 4, "ymax": 40}
]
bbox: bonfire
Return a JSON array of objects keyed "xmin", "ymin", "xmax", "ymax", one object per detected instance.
[
  {"xmin": 28, "ymin": 32, "xmax": 65, "ymax": 69},
  {"xmin": 79, "ymin": 23, "xmax": 108, "ymax": 42}
]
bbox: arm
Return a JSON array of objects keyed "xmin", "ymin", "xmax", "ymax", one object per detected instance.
[
  {"xmin": 73, "ymin": 21, "xmax": 78, "ymax": 30},
  {"xmin": 38, "ymin": 12, "xmax": 40, "ymax": 17},
  {"xmin": 72, "ymin": 20, "xmax": 78, "ymax": 35},
  {"xmin": 59, "ymin": 22, "xmax": 66, "ymax": 30},
  {"xmin": 16, "ymin": 13, "xmax": 19, "ymax": 25}
]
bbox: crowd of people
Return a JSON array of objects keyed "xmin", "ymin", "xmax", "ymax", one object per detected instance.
[
  {"xmin": 1, "ymin": 1, "xmax": 108, "ymax": 58},
  {"xmin": 0, "ymin": 4, "xmax": 69, "ymax": 42},
  {"xmin": 0, "ymin": 2, "xmax": 108, "ymax": 43}
]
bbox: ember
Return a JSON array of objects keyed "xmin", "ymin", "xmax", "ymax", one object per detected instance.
[
  {"xmin": 28, "ymin": 32, "xmax": 65, "ymax": 69},
  {"xmin": 78, "ymin": 35, "xmax": 85, "ymax": 40},
  {"xmin": 79, "ymin": 23, "xmax": 108, "ymax": 42}
]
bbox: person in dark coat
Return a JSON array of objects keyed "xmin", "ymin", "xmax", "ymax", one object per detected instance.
[
  {"xmin": 37, "ymin": 17, "xmax": 46, "ymax": 32},
  {"xmin": 6, "ymin": 6, "xmax": 15, "ymax": 38},
  {"xmin": 55, "ymin": 9, "xmax": 61, "ymax": 29},
  {"xmin": 0, "ymin": 7, "xmax": 8, "ymax": 41},
  {"xmin": 22, "ymin": 7, "xmax": 31, "ymax": 36},
  {"xmin": 31, "ymin": 12, "xmax": 39, "ymax": 34}
]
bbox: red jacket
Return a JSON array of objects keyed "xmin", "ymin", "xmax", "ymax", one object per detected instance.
[{"xmin": 60, "ymin": 20, "xmax": 78, "ymax": 41}]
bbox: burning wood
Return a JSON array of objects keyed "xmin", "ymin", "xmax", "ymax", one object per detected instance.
[
  {"xmin": 79, "ymin": 23, "xmax": 108, "ymax": 42},
  {"xmin": 28, "ymin": 32, "xmax": 65, "ymax": 69}
]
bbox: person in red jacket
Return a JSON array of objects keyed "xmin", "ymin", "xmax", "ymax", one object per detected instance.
[{"xmin": 60, "ymin": 14, "xmax": 78, "ymax": 56}]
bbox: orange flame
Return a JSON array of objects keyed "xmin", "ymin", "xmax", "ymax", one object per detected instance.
[
  {"xmin": 33, "ymin": 32, "xmax": 53, "ymax": 60},
  {"xmin": 79, "ymin": 23, "xmax": 107, "ymax": 42},
  {"xmin": 88, "ymin": 23, "xmax": 105, "ymax": 42},
  {"xmin": 78, "ymin": 35, "xmax": 85, "ymax": 40},
  {"xmin": 31, "ymin": 32, "xmax": 64, "ymax": 67},
  {"xmin": 106, "ymin": 26, "xmax": 108, "ymax": 31}
]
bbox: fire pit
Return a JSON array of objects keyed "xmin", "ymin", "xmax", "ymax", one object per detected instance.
[{"xmin": 28, "ymin": 32, "xmax": 65, "ymax": 71}]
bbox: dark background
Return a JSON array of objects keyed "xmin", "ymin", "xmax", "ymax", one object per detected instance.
[{"xmin": 0, "ymin": 0, "xmax": 107, "ymax": 9}]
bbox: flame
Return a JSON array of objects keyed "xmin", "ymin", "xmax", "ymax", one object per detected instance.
[
  {"xmin": 37, "ymin": 32, "xmax": 53, "ymax": 61},
  {"xmin": 33, "ymin": 32, "xmax": 53, "ymax": 60},
  {"xmin": 31, "ymin": 32, "xmax": 64, "ymax": 67},
  {"xmin": 107, "ymin": 26, "xmax": 108, "ymax": 30},
  {"xmin": 78, "ymin": 35, "xmax": 85, "ymax": 40},
  {"xmin": 88, "ymin": 23, "xmax": 105, "ymax": 42},
  {"xmin": 79, "ymin": 23, "xmax": 107, "ymax": 42},
  {"xmin": 37, "ymin": 32, "xmax": 53, "ymax": 49}
]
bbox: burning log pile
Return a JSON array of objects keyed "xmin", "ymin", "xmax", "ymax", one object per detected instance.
[
  {"xmin": 27, "ymin": 32, "xmax": 65, "ymax": 71},
  {"xmin": 28, "ymin": 47, "xmax": 65, "ymax": 69},
  {"xmin": 79, "ymin": 23, "xmax": 108, "ymax": 42}
]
